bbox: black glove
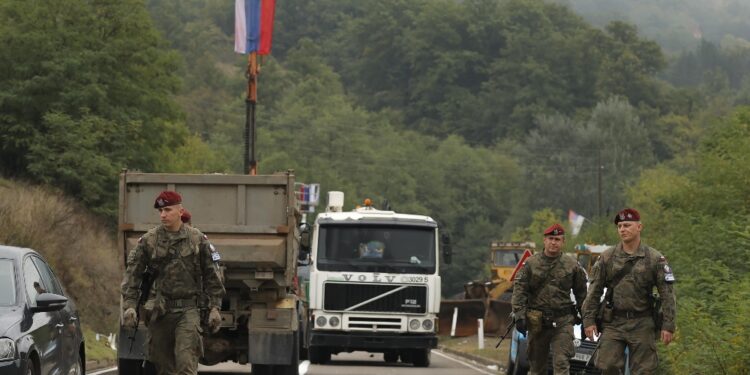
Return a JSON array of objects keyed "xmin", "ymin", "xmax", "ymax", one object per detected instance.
[{"xmin": 515, "ymin": 318, "xmax": 527, "ymax": 335}]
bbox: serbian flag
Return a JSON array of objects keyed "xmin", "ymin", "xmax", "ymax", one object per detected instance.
[
  {"xmin": 235, "ymin": 0, "xmax": 276, "ymax": 55},
  {"xmin": 568, "ymin": 209, "xmax": 585, "ymax": 237},
  {"xmin": 509, "ymin": 249, "xmax": 533, "ymax": 281}
]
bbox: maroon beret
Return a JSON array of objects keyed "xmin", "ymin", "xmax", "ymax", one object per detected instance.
[
  {"xmin": 154, "ymin": 191, "xmax": 182, "ymax": 208},
  {"xmin": 543, "ymin": 223, "xmax": 565, "ymax": 236},
  {"xmin": 614, "ymin": 208, "xmax": 640, "ymax": 224},
  {"xmin": 181, "ymin": 209, "xmax": 192, "ymax": 223}
]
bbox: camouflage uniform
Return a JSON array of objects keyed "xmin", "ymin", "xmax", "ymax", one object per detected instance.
[
  {"xmin": 121, "ymin": 225, "xmax": 225, "ymax": 375},
  {"xmin": 512, "ymin": 253, "xmax": 588, "ymax": 375},
  {"xmin": 582, "ymin": 243, "xmax": 676, "ymax": 375}
]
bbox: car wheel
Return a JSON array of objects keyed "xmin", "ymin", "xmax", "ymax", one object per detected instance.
[
  {"xmin": 70, "ymin": 354, "xmax": 83, "ymax": 375},
  {"xmin": 506, "ymin": 350, "xmax": 515, "ymax": 375},
  {"xmin": 25, "ymin": 360, "xmax": 37, "ymax": 375}
]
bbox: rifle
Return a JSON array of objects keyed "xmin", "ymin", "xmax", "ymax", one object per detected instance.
[
  {"xmin": 128, "ymin": 265, "xmax": 157, "ymax": 354},
  {"xmin": 495, "ymin": 315, "xmax": 517, "ymax": 349}
]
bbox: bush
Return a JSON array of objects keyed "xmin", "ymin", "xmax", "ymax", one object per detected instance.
[{"xmin": 0, "ymin": 178, "xmax": 120, "ymax": 332}]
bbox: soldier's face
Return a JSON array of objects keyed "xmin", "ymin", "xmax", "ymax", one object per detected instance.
[
  {"xmin": 617, "ymin": 221, "xmax": 642, "ymax": 243},
  {"xmin": 543, "ymin": 235, "xmax": 564, "ymax": 255},
  {"xmin": 159, "ymin": 204, "xmax": 183, "ymax": 230}
]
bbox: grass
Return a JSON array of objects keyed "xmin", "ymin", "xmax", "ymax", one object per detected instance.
[
  {"xmin": 83, "ymin": 326, "xmax": 117, "ymax": 362},
  {"xmin": 439, "ymin": 334, "xmax": 509, "ymax": 365}
]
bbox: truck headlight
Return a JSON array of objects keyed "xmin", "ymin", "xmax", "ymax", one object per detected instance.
[
  {"xmin": 422, "ymin": 319, "xmax": 434, "ymax": 331},
  {"xmin": 409, "ymin": 319, "xmax": 420, "ymax": 330},
  {"xmin": 329, "ymin": 316, "xmax": 340, "ymax": 327},
  {"xmin": 316, "ymin": 316, "xmax": 327, "ymax": 328},
  {"xmin": 0, "ymin": 338, "xmax": 15, "ymax": 361}
]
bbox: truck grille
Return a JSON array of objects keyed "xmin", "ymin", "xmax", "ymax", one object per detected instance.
[{"xmin": 324, "ymin": 283, "xmax": 427, "ymax": 313}]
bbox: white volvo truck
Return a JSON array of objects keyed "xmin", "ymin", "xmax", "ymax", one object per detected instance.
[{"xmin": 304, "ymin": 192, "xmax": 451, "ymax": 367}]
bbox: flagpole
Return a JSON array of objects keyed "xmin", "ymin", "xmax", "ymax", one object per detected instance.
[{"xmin": 245, "ymin": 51, "xmax": 259, "ymax": 175}]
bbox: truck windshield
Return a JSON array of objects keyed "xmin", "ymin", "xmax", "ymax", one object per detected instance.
[
  {"xmin": 0, "ymin": 259, "xmax": 16, "ymax": 306},
  {"xmin": 316, "ymin": 224, "xmax": 436, "ymax": 274}
]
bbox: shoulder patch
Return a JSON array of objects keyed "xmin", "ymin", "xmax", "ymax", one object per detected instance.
[
  {"xmin": 203, "ymin": 234, "xmax": 209, "ymax": 240},
  {"xmin": 138, "ymin": 236, "xmax": 143, "ymax": 243},
  {"xmin": 664, "ymin": 263, "xmax": 675, "ymax": 283}
]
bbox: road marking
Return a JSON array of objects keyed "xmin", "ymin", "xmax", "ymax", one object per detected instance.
[
  {"xmin": 299, "ymin": 360, "xmax": 310, "ymax": 374},
  {"xmin": 90, "ymin": 361, "xmax": 311, "ymax": 375},
  {"xmin": 88, "ymin": 367, "xmax": 116, "ymax": 375},
  {"xmin": 432, "ymin": 350, "xmax": 498, "ymax": 375}
]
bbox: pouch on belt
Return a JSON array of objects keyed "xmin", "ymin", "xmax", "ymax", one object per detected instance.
[{"xmin": 527, "ymin": 310, "xmax": 543, "ymax": 334}]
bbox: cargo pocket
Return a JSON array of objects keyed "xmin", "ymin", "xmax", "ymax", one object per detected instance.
[
  {"xmin": 194, "ymin": 323, "xmax": 204, "ymax": 357},
  {"xmin": 527, "ymin": 310, "xmax": 543, "ymax": 335}
]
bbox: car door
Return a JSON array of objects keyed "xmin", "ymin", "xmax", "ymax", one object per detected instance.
[
  {"xmin": 22, "ymin": 256, "xmax": 64, "ymax": 374},
  {"xmin": 33, "ymin": 255, "xmax": 80, "ymax": 372}
]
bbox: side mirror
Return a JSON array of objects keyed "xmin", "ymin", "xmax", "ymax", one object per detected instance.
[
  {"xmin": 441, "ymin": 233, "xmax": 452, "ymax": 264},
  {"xmin": 31, "ymin": 293, "xmax": 68, "ymax": 313},
  {"xmin": 298, "ymin": 225, "xmax": 311, "ymax": 261}
]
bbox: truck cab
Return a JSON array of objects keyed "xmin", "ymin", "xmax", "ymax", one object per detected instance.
[{"xmin": 305, "ymin": 192, "xmax": 447, "ymax": 367}]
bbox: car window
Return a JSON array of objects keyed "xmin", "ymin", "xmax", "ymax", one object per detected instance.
[
  {"xmin": 32, "ymin": 256, "xmax": 64, "ymax": 296},
  {"xmin": 0, "ymin": 259, "xmax": 15, "ymax": 306},
  {"xmin": 23, "ymin": 258, "xmax": 46, "ymax": 305}
]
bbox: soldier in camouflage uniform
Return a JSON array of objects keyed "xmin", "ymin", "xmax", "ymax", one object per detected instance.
[
  {"xmin": 582, "ymin": 208, "xmax": 676, "ymax": 375},
  {"xmin": 512, "ymin": 223, "xmax": 588, "ymax": 375},
  {"xmin": 121, "ymin": 191, "xmax": 225, "ymax": 375}
]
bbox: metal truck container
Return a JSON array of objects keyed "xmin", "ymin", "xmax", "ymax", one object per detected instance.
[{"xmin": 116, "ymin": 170, "xmax": 302, "ymax": 375}]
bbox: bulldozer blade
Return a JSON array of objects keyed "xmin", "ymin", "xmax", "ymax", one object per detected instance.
[
  {"xmin": 438, "ymin": 299, "xmax": 486, "ymax": 337},
  {"xmin": 484, "ymin": 299, "xmax": 513, "ymax": 335}
]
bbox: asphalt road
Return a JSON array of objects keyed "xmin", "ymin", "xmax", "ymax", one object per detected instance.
[{"xmin": 89, "ymin": 350, "xmax": 501, "ymax": 375}]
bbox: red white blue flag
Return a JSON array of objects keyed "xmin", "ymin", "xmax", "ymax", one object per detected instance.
[
  {"xmin": 235, "ymin": 0, "xmax": 276, "ymax": 55},
  {"xmin": 568, "ymin": 209, "xmax": 585, "ymax": 236}
]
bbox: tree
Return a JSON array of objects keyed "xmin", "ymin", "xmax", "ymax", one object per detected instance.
[{"xmin": 0, "ymin": 0, "xmax": 187, "ymax": 215}]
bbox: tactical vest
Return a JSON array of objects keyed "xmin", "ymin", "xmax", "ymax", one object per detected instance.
[{"xmin": 143, "ymin": 226, "xmax": 204, "ymax": 300}]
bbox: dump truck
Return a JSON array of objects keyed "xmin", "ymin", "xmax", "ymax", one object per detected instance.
[
  {"xmin": 304, "ymin": 192, "xmax": 450, "ymax": 367},
  {"xmin": 116, "ymin": 169, "xmax": 303, "ymax": 375},
  {"xmin": 439, "ymin": 241, "xmax": 535, "ymax": 337}
]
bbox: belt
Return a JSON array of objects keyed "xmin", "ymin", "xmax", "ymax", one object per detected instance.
[
  {"xmin": 165, "ymin": 298, "xmax": 197, "ymax": 309},
  {"xmin": 535, "ymin": 306, "xmax": 574, "ymax": 318},
  {"xmin": 613, "ymin": 309, "xmax": 651, "ymax": 319}
]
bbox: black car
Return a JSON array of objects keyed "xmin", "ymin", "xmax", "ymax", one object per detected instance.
[{"xmin": 0, "ymin": 245, "xmax": 85, "ymax": 374}]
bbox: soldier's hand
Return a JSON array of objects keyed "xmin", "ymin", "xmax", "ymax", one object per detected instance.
[
  {"xmin": 208, "ymin": 307, "xmax": 222, "ymax": 333},
  {"xmin": 584, "ymin": 325, "xmax": 598, "ymax": 340},
  {"xmin": 515, "ymin": 319, "xmax": 527, "ymax": 335},
  {"xmin": 661, "ymin": 330, "xmax": 673, "ymax": 345},
  {"xmin": 123, "ymin": 307, "xmax": 137, "ymax": 328}
]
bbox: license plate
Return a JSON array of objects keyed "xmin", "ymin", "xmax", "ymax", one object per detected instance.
[{"xmin": 573, "ymin": 352, "xmax": 592, "ymax": 362}]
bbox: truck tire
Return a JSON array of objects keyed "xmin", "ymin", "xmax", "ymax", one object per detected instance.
[
  {"xmin": 118, "ymin": 359, "xmax": 156, "ymax": 375},
  {"xmin": 251, "ymin": 364, "xmax": 271, "ymax": 375},
  {"xmin": 309, "ymin": 347, "xmax": 330, "ymax": 364},
  {"xmin": 411, "ymin": 348, "xmax": 431, "ymax": 367},
  {"xmin": 384, "ymin": 351, "xmax": 398, "ymax": 363}
]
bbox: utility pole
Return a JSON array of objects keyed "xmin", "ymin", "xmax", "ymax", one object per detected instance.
[{"xmin": 597, "ymin": 149, "xmax": 603, "ymax": 217}]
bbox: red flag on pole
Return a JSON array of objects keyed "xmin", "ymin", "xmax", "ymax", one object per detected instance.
[{"xmin": 509, "ymin": 249, "xmax": 533, "ymax": 281}]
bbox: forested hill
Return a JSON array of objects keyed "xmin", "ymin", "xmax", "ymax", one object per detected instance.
[
  {"xmin": 2, "ymin": 1, "xmax": 750, "ymax": 371},
  {"xmin": 559, "ymin": 0, "xmax": 750, "ymax": 54}
]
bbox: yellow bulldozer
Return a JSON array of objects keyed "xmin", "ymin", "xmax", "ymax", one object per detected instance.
[
  {"xmin": 439, "ymin": 241, "xmax": 535, "ymax": 337},
  {"xmin": 574, "ymin": 243, "xmax": 610, "ymax": 273}
]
